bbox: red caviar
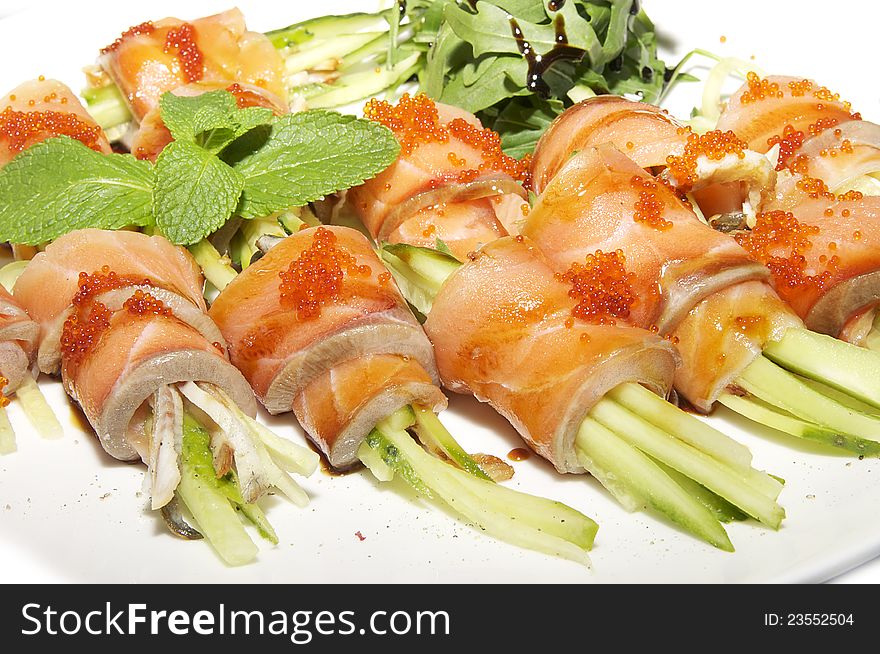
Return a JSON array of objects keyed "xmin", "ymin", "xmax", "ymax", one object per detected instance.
[
  {"xmin": 665, "ymin": 130, "xmax": 747, "ymax": 189},
  {"xmin": 557, "ymin": 250, "xmax": 638, "ymax": 325},
  {"xmin": 123, "ymin": 290, "xmax": 172, "ymax": 317},
  {"xmin": 60, "ymin": 302, "xmax": 113, "ymax": 366},
  {"xmin": 0, "ymin": 107, "xmax": 104, "ymax": 154},
  {"xmin": 164, "ymin": 23, "xmax": 204, "ymax": 84},
  {"xmin": 278, "ymin": 227, "xmax": 371, "ymax": 319},
  {"xmin": 631, "ymin": 176, "xmax": 673, "ymax": 230},
  {"xmin": 100, "ymin": 21, "xmax": 155, "ymax": 54},
  {"xmin": 767, "ymin": 124, "xmax": 805, "ymax": 171},
  {"xmin": 736, "ymin": 210, "xmax": 832, "ymax": 304},
  {"xmin": 0, "ymin": 376, "xmax": 8, "ymax": 408},
  {"xmin": 363, "ymin": 93, "xmax": 530, "ymax": 186},
  {"xmin": 71, "ymin": 266, "xmax": 152, "ymax": 307}
]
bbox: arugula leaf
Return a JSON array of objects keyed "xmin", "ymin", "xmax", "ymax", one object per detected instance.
[
  {"xmin": 0, "ymin": 137, "xmax": 153, "ymax": 245},
  {"xmin": 153, "ymin": 141, "xmax": 244, "ymax": 246},
  {"xmin": 440, "ymin": 56, "xmax": 528, "ymax": 114},
  {"xmin": 491, "ymin": 96, "xmax": 565, "ymax": 158},
  {"xmin": 233, "ymin": 110, "xmax": 400, "ymax": 219}
]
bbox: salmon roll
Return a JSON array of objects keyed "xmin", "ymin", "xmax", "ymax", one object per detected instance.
[
  {"xmin": 0, "ymin": 78, "xmax": 111, "ymax": 166},
  {"xmin": 0, "ymin": 285, "xmax": 38, "ymax": 395},
  {"xmin": 14, "ymin": 228, "xmax": 312, "ymax": 564},
  {"xmin": 348, "ymin": 94, "xmax": 530, "ymax": 256},
  {"xmin": 97, "ymin": 8, "xmax": 287, "ymax": 123}
]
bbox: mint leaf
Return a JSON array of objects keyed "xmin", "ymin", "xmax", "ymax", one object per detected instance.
[
  {"xmin": 0, "ymin": 137, "xmax": 153, "ymax": 245},
  {"xmin": 159, "ymin": 90, "xmax": 275, "ymax": 155},
  {"xmin": 232, "ymin": 110, "xmax": 400, "ymax": 219},
  {"xmin": 153, "ymin": 141, "xmax": 244, "ymax": 245}
]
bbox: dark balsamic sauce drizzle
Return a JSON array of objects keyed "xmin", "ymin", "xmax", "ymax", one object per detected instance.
[
  {"xmin": 547, "ymin": 0, "xmax": 566, "ymax": 10},
  {"xmin": 630, "ymin": 0, "xmax": 641, "ymax": 15},
  {"xmin": 509, "ymin": 15, "xmax": 583, "ymax": 98},
  {"xmin": 398, "ymin": 0, "xmax": 407, "ymax": 16}
]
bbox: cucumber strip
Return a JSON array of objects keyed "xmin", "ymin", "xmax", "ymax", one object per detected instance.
[
  {"xmin": 361, "ymin": 424, "xmax": 597, "ymax": 564},
  {"xmin": 608, "ymin": 384, "xmax": 781, "ymax": 498},
  {"xmin": 650, "ymin": 458, "xmax": 749, "ymax": 524},
  {"xmin": 81, "ymin": 83, "xmax": 132, "ymax": 131},
  {"xmin": 188, "ymin": 239, "xmax": 238, "ymax": 292},
  {"xmin": 608, "ymin": 382, "xmax": 752, "ymax": 471},
  {"xmin": 0, "ymin": 408, "xmax": 16, "ymax": 455},
  {"xmin": 234, "ymin": 217, "xmax": 286, "ymax": 270},
  {"xmin": 384, "ymin": 403, "xmax": 416, "ymax": 431},
  {"xmin": 283, "ymin": 32, "xmax": 385, "ymax": 75},
  {"xmin": 718, "ymin": 392, "xmax": 880, "ymax": 456},
  {"xmin": 214, "ymin": 468, "xmax": 279, "ymax": 545},
  {"xmin": 736, "ymin": 355, "xmax": 880, "ymax": 448},
  {"xmin": 16, "ymin": 377, "xmax": 63, "ymax": 439},
  {"xmin": 304, "ymin": 54, "xmax": 421, "ymax": 108},
  {"xmin": 411, "ymin": 407, "xmax": 492, "ymax": 481},
  {"xmin": 266, "ymin": 12, "xmax": 394, "ymax": 49},
  {"xmin": 379, "ymin": 242, "xmax": 462, "ymax": 315},
  {"xmin": 358, "ymin": 440, "xmax": 395, "ymax": 481},
  {"xmin": 764, "ymin": 328, "xmax": 880, "ymax": 409},
  {"xmin": 177, "ymin": 415, "xmax": 259, "ymax": 566},
  {"xmin": 589, "ymin": 399, "xmax": 783, "ymax": 527},
  {"xmin": 576, "ymin": 418, "xmax": 733, "ymax": 551}
]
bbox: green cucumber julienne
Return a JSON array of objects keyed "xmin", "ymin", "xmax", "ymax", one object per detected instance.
[{"xmin": 379, "ymin": 242, "xmax": 788, "ymax": 551}]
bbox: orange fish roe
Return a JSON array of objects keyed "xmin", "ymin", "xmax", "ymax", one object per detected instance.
[
  {"xmin": 164, "ymin": 23, "xmax": 204, "ymax": 84},
  {"xmin": 278, "ymin": 227, "xmax": 371, "ymax": 319},
  {"xmin": 736, "ymin": 210, "xmax": 833, "ymax": 304},
  {"xmin": 378, "ymin": 271, "xmax": 392, "ymax": 286},
  {"xmin": 0, "ymin": 107, "xmax": 104, "ymax": 154},
  {"xmin": 422, "ymin": 223, "xmax": 437, "ymax": 238},
  {"xmin": 788, "ymin": 79, "xmax": 813, "ymax": 97},
  {"xmin": 363, "ymin": 93, "xmax": 530, "ymax": 185},
  {"xmin": 557, "ymin": 250, "xmax": 638, "ymax": 325},
  {"xmin": 665, "ymin": 130, "xmax": 747, "ymax": 189},
  {"xmin": 740, "ymin": 72, "xmax": 783, "ymax": 104},
  {"xmin": 123, "ymin": 290, "xmax": 172, "ymax": 317},
  {"xmin": 839, "ymin": 190, "xmax": 864, "ymax": 202},
  {"xmin": 631, "ymin": 176, "xmax": 672, "ymax": 230},
  {"xmin": 767, "ymin": 124, "xmax": 805, "ymax": 171},
  {"xmin": 60, "ymin": 302, "xmax": 113, "ymax": 366},
  {"xmin": 71, "ymin": 266, "xmax": 152, "ymax": 307},
  {"xmin": 736, "ymin": 210, "xmax": 819, "ymax": 258},
  {"xmin": 0, "ymin": 376, "xmax": 8, "ymax": 408},
  {"xmin": 100, "ymin": 21, "xmax": 155, "ymax": 54}
]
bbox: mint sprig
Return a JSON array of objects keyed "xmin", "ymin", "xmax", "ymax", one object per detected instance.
[
  {"xmin": 0, "ymin": 90, "xmax": 400, "ymax": 246},
  {"xmin": 0, "ymin": 138, "xmax": 153, "ymax": 245}
]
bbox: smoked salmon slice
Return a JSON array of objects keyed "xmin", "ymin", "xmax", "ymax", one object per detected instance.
[
  {"xmin": 14, "ymin": 228, "xmax": 217, "ymax": 374},
  {"xmin": 523, "ymin": 143, "xmax": 769, "ymax": 333},
  {"xmin": 716, "ymin": 73, "xmax": 860, "ymax": 155},
  {"xmin": 292, "ymin": 354, "xmax": 446, "ymax": 469},
  {"xmin": 423, "ymin": 236, "xmax": 677, "ymax": 473},
  {"xmin": 98, "ymin": 8, "xmax": 287, "ymax": 122},
  {"xmin": 0, "ymin": 78, "xmax": 111, "ymax": 166},
  {"xmin": 348, "ymin": 93, "xmax": 530, "ymax": 258},
  {"xmin": 530, "ymin": 95, "xmax": 689, "ymax": 194}
]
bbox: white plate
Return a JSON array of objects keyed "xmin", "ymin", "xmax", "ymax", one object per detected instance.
[{"xmin": 0, "ymin": 0, "xmax": 878, "ymax": 584}]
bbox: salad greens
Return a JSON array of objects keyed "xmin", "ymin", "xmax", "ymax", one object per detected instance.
[{"xmin": 0, "ymin": 89, "xmax": 400, "ymax": 246}]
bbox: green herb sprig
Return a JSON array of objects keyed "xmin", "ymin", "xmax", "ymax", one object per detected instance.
[{"xmin": 0, "ymin": 89, "xmax": 400, "ymax": 246}]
